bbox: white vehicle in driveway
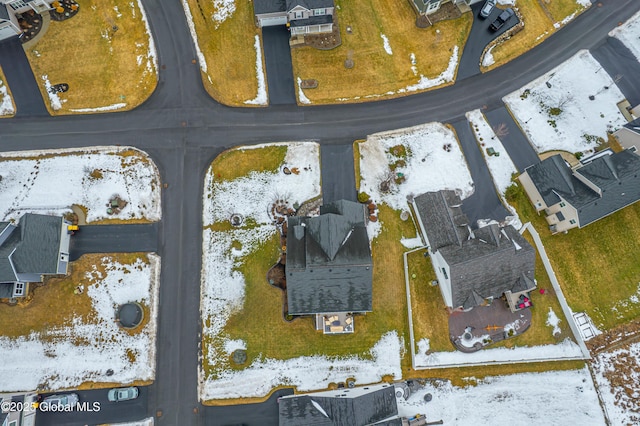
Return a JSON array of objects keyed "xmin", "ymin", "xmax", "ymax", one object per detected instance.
[
  {"xmin": 479, "ymin": 0, "xmax": 496, "ymax": 18},
  {"xmin": 107, "ymin": 387, "xmax": 139, "ymax": 402},
  {"xmin": 40, "ymin": 393, "xmax": 79, "ymax": 410}
]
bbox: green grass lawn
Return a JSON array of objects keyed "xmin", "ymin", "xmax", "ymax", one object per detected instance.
[
  {"xmin": 542, "ymin": 0, "xmax": 589, "ymax": 23},
  {"xmin": 508, "ymin": 182, "xmax": 640, "ymax": 330},
  {"xmin": 291, "ymin": 0, "xmax": 472, "ymax": 104}
]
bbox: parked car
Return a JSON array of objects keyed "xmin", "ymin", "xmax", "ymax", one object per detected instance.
[
  {"xmin": 40, "ymin": 393, "xmax": 79, "ymax": 410},
  {"xmin": 107, "ymin": 386, "xmax": 139, "ymax": 402},
  {"xmin": 490, "ymin": 8, "xmax": 515, "ymax": 31},
  {"xmin": 479, "ymin": 0, "xmax": 496, "ymax": 19}
]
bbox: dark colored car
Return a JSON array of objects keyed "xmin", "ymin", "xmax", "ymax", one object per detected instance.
[
  {"xmin": 479, "ymin": 0, "xmax": 496, "ymax": 19},
  {"xmin": 490, "ymin": 8, "xmax": 515, "ymax": 31}
]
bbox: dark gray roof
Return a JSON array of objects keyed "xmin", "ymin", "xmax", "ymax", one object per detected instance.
[
  {"xmin": 413, "ymin": 191, "xmax": 469, "ymax": 250},
  {"xmin": 525, "ymin": 150, "xmax": 640, "ymax": 226},
  {"xmin": 414, "ymin": 190, "xmax": 536, "ymax": 309},
  {"xmin": 0, "ymin": 4, "xmax": 10, "ymax": 21},
  {"xmin": 287, "ymin": 0, "xmax": 334, "ymax": 10},
  {"xmin": 0, "ymin": 283, "xmax": 14, "ymax": 298},
  {"xmin": 624, "ymin": 116, "xmax": 640, "ymax": 134},
  {"xmin": 279, "ymin": 384, "xmax": 398, "ymax": 426},
  {"xmin": 254, "ymin": 0, "xmax": 286, "ymax": 14},
  {"xmin": 0, "ymin": 214, "xmax": 64, "ymax": 282},
  {"xmin": 289, "ymin": 14, "xmax": 333, "ymax": 27},
  {"xmin": 286, "ymin": 200, "xmax": 372, "ymax": 314}
]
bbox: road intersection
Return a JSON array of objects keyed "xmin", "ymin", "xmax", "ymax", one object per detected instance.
[{"xmin": 0, "ymin": 0, "xmax": 639, "ymax": 425}]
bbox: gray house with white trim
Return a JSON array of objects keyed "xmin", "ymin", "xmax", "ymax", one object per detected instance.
[
  {"xmin": 254, "ymin": 0, "xmax": 335, "ymax": 36},
  {"xmin": 0, "ymin": 213, "xmax": 71, "ymax": 299},
  {"xmin": 0, "ymin": 0, "xmax": 53, "ymax": 41},
  {"xmin": 286, "ymin": 200, "xmax": 372, "ymax": 332},
  {"xmin": 0, "ymin": 392, "xmax": 38, "ymax": 426},
  {"xmin": 614, "ymin": 117, "xmax": 640, "ymax": 151},
  {"xmin": 519, "ymin": 148, "xmax": 640, "ymax": 234},
  {"xmin": 413, "ymin": 190, "xmax": 536, "ymax": 312}
]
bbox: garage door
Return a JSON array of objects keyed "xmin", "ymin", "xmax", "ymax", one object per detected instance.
[
  {"xmin": 0, "ymin": 25, "xmax": 18, "ymax": 41},
  {"xmin": 258, "ymin": 15, "xmax": 287, "ymax": 27}
]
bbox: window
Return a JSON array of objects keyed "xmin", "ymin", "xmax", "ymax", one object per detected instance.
[
  {"xmin": 569, "ymin": 219, "xmax": 576, "ymax": 225},
  {"xmin": 427, "ymin": 1, "xmax": 441, "ymax": 13},
  {"xmin": 294, "ymin": 11, "xmax": 304, "ymax": 19},
  {"xmin": 442, "ymin": 268, "xmax": 448, "ymax": 279},
  {"xmin": 559, "ymin": 202, "xmax": 566, "ymax": 207},
  {"xmin": 314, "ymin": 8, "xmax": 325, "ymax": 16},
  {"xmin": 9, "ymin": 421, "xmax": 18, "ymax": 426},
  {"xmin": 14, "ymin": 282, "xmax": 24, "ymax": 296},
  {"xmin": 9, "ymin": 0, "xmax": 29, "ymax": 10}
]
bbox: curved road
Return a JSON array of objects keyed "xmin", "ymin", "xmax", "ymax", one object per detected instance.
[{"xmin": 1, "ymin": 0, "xmax": 638, "ymax": 425}]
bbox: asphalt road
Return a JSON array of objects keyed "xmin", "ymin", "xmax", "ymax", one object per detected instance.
[
  {"xmin": 69, "ymin": 224, "xmax": 159, "ymax": 261},
  {"xmin": 451, "ymin": 118, "xmax": 509, "ymax": 224},
  {"xmin": 36, "ymin": 387, "xmax": 149, "ymax": 426},
  {"xmin": 483, "ymin": 106, "xmax": 540, "ymax": 172},
  {"xmin": 2, "ymin": 1, "xmax": 640, "ymax": 425},
  {"xmin": 0, "ymin": 38, "xmax": 48, "ymax": 117},
  {"xmin": 261, "ymin": 26, "xmax": 296, "ymax": 105},
  {"xmin": 591, "ymin": 35, "xmax": 640, "ymax": 107},
  {"xmin": 320, "ymin": 143, "xmax": 358, "ymax": 203},
  {"xmin": 457, "ymin": 4, "xmax": 520, "ymax": 80}
]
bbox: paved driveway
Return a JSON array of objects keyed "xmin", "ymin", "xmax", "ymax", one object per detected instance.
[
  {"xmin": 261, "ymin": 27, "xmax": 296, "ymax": 105},
  {"xmin": 203, "ymin": 388, "xmax": 292, "ymax": 426},
  {"xmin": 452, "ymin": 118, "xmax": 509, "ymax": 225},
  {"xmin": 483, "ymin": 106, "xmax": 540, "ymax": 172},
  {"xmin": 320, "ymin": 144, "xmax": 358, "ymax": 203},
  {"xmin": 0, "ymin": 38, "xmax": 48, "ymax": 117},
  {"xmin": 591, "ymin": 36, "xmax": 640, "ymax": 107},
  {"xmin": 457, "ymin": 5, "xmax": 521, "ymax": 80},
  {"xmin": 69, "ymin": 224, "xmax": 159, "ymax": 261}
]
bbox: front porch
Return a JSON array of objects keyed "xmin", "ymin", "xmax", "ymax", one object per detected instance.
[{"xmin": 315, "ymin": 313, "xmax": 354, "ymax": 334}]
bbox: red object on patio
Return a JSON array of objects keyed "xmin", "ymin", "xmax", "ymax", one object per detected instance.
[{"xmin": 540, "ymin": 288, "xmax": 546, "ymax": 295}]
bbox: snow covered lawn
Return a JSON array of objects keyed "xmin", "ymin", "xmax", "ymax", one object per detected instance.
[
  {"xmin": 503, "ymin": 50, "xmax": 627, "ymax": 154},
  {"xmin": 609, "ymin": 10, "xmax": 640, "ymax": 63},
  {"xmin": 0, "ymin": 75, "xmax": 14, "ymax": 116},
  {"xmin": 0, "ymin": 254, "xmax": 160, "ymax": 391},
  {"xmin": 0, "ymin": 147, "xmax": 161, "ymax": 223},
  {"xmin": 398, "ymin": 367, "xmax": 605, "ymax": 424},
  {"xmin": 358, "ymin": 122, "xmax": 473, "ymax": 238}
]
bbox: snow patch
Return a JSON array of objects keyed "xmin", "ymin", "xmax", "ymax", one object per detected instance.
[
  {"xmin": 70, "ymin": 103, "xmax": 127, "ymax": 113},
  {"xmin": 136, "ymin": 0, "xmax": 158, "ymax": 77},
  {"xmin": 482, "ymin": 45, "xmax": 495, "ymax": 67},
  {"xmin": 179, "ymin": 0, "xmax": 208, "ymax": 72},
  {"xmin": 381, "ymin": 34, "xmax": 393, "ymax": 55},
  {"xmin": 211, "ymin": 0, "xmax": 236, "ymax": 27},
  {"xmin": 0, "ymin": 80, "xmax": 14, "ymax": 116},
  {"xmin": 610, "ymin": 9, "xmax": 640, "ymax": 63},
  {"xmin": 546, "ymin": 307, "xmax": 561, "ymax": 336},
  {"xmin": 245, "ymin": 35, "xmax": 267, "ymax": 105},
  {"xmin": 297, "ymin": 77, "xmax": 311, "ymax": 104},
  {"xmin": 400, "ymin": 236, "xmax": 424, "ymax": 249},
  {"xmin": 42, "ymin": 75, "xmax": 62, "ymax": 110}
]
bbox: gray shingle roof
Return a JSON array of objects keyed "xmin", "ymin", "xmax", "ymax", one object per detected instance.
[
  {"xmin": 289, "ymin": 14, "xmax": 333, "ymax": 27},
  {"xmin": 0, "ymin": 4, "xmax": 10, "ymax": 21},
  {"xmin": 524, "ymin": 150, "xmax": 640, "ymax": 226},
  {"xmin": 286, "ymin": 200, "xmax": 372, "ymax": 315},
  {"xmin": 278, "ymin": 384, "xmax": 398, "ymax": 426},
  {"xmin": 624, "ymin": 116, "xmax": 640, "ymax": 134},
  {"xmin": 287, "ymin": 0, "xmax": 334, "ymax": 10},
  {"xmin": 414, "ymin": 190, "xmax": 536, "ymax": 309},
  {"xmin": 253, "ymin": 0, "xmax": 286, "ymax": 14},
  {"xmin": 0, "ymin": 283, "xmax": 14, "ymax": 298}
]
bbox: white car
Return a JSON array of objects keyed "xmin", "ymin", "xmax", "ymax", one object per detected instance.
[
  {"xmin": 40, "ymin": 393, "xmax": 79, "ymax": 410},
  {"xmin": 107, "ymin": 387, "xmax": 139, "ymax": 402},
  {"xmin": 479, "ymin": 0, "xmax": 496, "ymax": 18}
]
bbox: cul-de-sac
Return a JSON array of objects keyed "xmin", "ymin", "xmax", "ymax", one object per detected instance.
[{"xmin": 1, "ymin": 0, "xmax": 640, "ymax": 425}]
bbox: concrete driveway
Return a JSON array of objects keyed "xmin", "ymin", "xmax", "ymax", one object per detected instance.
[
  {"xmin": 457, "ymin": 4, "xmax": 521, "ymax": 80},
  {"xmin": 483, "ymin": 106, "xmax": 540, "ymax": 172},
  {"xmin": 69, "ymin": 224, "xmax": 159, "ymax": 261},
  {"xmin": 261, "ymin": 26, "xmax": 296, "ymax": 105},
  {"xmin": 320, "ymin": 144, "xmax": 358, "ymax": 203},
  {"xmin": 452, "ymin": 118, "xmax": 509, "ymax": 225},
  {"xmin": 0, "ymin": 38, "xmax": 48, "ymax": 117}
]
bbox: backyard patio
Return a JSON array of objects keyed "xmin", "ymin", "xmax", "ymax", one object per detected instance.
[{"xmin": 315, "ymin": 313, "xmax": 354, "ymax": 334}]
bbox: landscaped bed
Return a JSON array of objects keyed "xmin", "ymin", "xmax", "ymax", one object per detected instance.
[
  {"xmin": 0, "ymin": 67, "xmax": 15, "ymax": 117},
  {"xmin": 482, "ymin": 0, "xmax": 590, "ymax": 71},
  {"xmin": 0, "ymin": 146, "xmax": 161, "ymax": 223},
  {"xmin": 25, "ymin": 0, "xmax": 157, "ymax": 114},
  {"xmin": 0, "ymin": 252, "xmax": 160, "ymax": 391},
  {"xmin": 180, "ymin": 0, "xmax": 266, "ymax": 106},
  {"xmin": 292, "ymin": 0, "xmax": 472, "ymax": 104},
  {"xmin": 503, "ymin": 50, "xmax": 627, "ymax": 155}
]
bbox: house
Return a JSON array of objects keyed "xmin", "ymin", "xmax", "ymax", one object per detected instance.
[
  {"xmin": 0, "ymin": 392, "xmax": 38, "ymax": 426},
  {"xmin": 278, "ymin": 383, "xmax": 404, "ymax": 426},
  {"xmin": 408, "ymin": 0, "xmax": 478, "ymax": 16},
  {"xmin": 254, "ymin": 0, "xmax": 335, "ymax": 36},
  {"xmin": 614, "ymin": 117, "xmax": 640, "ymax": 150},
  {"xmin": 519, "ymin": 148, "xmax": 640, "ymax": 234},
  {"xmin": 285, "ymin": 199, "xmax": 371, "ymax": 333},
  {"xmin": 0, "ymin": 213, "xmax": 71, "ymax": 299},
  {"xmin": 0, "ymin": 0, "xmax": 52, "ymax": 41},
  {"xmin": 413, "ymin": 190, "xmax": 536, "ymax": 312}
]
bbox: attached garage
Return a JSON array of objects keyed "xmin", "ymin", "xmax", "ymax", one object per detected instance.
[
  {"xmin": 257, "ymin": 14, "xmax": 287, "ymax": 27},
  {"xmin": 0, "ymin": 23, "xmax": 18, "ymax": 41}
]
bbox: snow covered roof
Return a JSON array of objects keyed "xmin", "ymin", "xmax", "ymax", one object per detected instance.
[
  {"xmin": 286, "ymin": 200, "xmax": 372, "ymax": 315},
  {"xmin": 278, "ymin": 383, "xmax": 399, "ymax": 426}
]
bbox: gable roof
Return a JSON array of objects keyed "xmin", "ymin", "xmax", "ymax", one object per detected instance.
[
  {"xmin": 253, "ymin": 0, "xmax": 286, "ymax": 14},
  {"xmin": 0, "ymin": 214, "xmax": 65, "ymax": 282},
  {"xmin": 278, "ymin": 384, "xmax": 399, "ymax": 426},
  {"xmin": 286, "ymin": 0, "xmax": 334, "ymax": 10},
  {"xmin": 414, "ymin": 190, "xmax": 536, "ymax": 309},
  {"xmin": 524, "ymin": 150, "xmax": 640, "ymax": 226},
  {"xmin": 286, "ymin": 200, "xmax": 372, "ymax": 314}
]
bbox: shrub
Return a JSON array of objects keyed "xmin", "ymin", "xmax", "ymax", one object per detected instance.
[
  {"xmin": 504, "ymin": 183, "xmax": 521, "ymax": 203},
  {"xmin": 548, "ymin": 107, "xmax": 562, "ymax": 116},
  {"xmin": 547, "ymin": 120, "xmax": 557, "ymax": 128},
  {"xmin": 389, "ymin": 145, "xmax": 407, "ymax": 158},
  {"xmin": 574, "ymin": 152, "xmax": 584, "ymax": 160},
  {"xmin": 357, "ymin": 192, "xmax": 370, "ymax": 203}
]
